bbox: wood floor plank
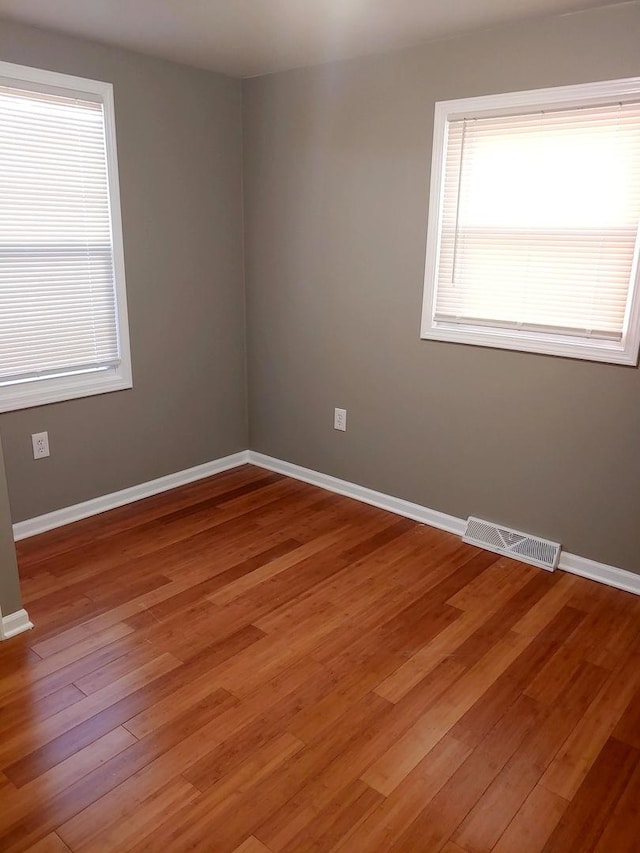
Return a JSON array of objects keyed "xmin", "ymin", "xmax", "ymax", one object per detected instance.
[
  {"xmin": 31, "ymin": 621, "xmax": 136, "ymax": 666},
  {"xmin": 447, "ymin": 572, "xmax": 560, "ymax": 671},
  {"xmin": 126, "ymin": 732, "xmax": 308, "ymax": 853},
  {"xmin": 72, "ymin": 775, "xmax": 201, "ymax": 853},
  {"xmin": 333, "ymin": 735, "xmax": 472, "ymax": 853},
  {"xmin": 448, "ymin": 605, "xmax": 585, "ymax": 749},
  {"xmin": 360, "ymin": 629, "xmax": 535, "ymax": 795},
  {"xmin": 255, "ymin": 661, "xmax": 468, "ymax": 850},
  {"xmin": 69, "ymin": 732, "xmax": 303, "ymax": 853},
  {"xmin": 0, "ymin": 652, "xmax": 182, "ymax": 779},
  {"xmin": 232, "ymin": 837, "xmax": 273, "ymax": 853},
  {"xmin": 19, "ymin": 727, "xmax": 138, "ymax": 799},
  {"xmin": 493, "ymin": 784, "xmax": 569, "ymax": 853},
  {"xmin": 561, "ymin": 593, "xmax": 640, "ymax": 672},
  {"xmin": 592, "ymin": 753, "xmax": 640, "ymax": 853},
  {"xmin": 25, "ymin": 524, "xmax": 300, "ymax": 656},
  {"xmin": 541, "ymin": 636, "xmax": 640, "ymax": 799},
  {"xmin": 611, "ymin": 676, "xmax": 640, "ymax": 749},
  {"xmin": 181, "ymin": 693, "xmax": 393, "ymax": 853},
  {"xmin": 511, "ymin": 572, "xmax": 580, "ymax": 636},
  {"xmin": 182, "ymin": 666, "xmax": 354, "ymax": 793},
  {"xmin": 72, "ymin": 644, "xmax": 167, "ymax": 696},
  {"xmin": 374, "ymin": 607, "xmax": 492, "ymax": 703},
  {"xmin": 386, "ymin": 692, "xmax": 542, "ymax": 852},
  {"xmin": 23, "ymin": 832, "xmax": 71, "ymax": 853},
  {"xmin": 0, "ymin": 634, "xmax": 153, "ymax": 711},
  {"xmin": 48, "ymin": 661, "xmax": 319, "ymax": 852},
  {"xmin": 1, "ymin": 465, "xmax": 638, "ymax": 852},
  {"xmin": 207, "ymin": 524, "xmax": 368, "ymax": 607},
  {"xmin": 212, "ymin": 602, "xmax": 348, "ymax": 698},
  {"xmin": 274, "ymin": 778, "xmax": 383, "ymax": 853},
  {"xmin": 0, "ymin": 683, "xmax": 86, "ymax": 737},
  {"xmin": 2, "ymin": 688, "xmax": 238, "ymax": 851},
  {"xmin": 15, "ymin": 466, "xmax": 266, "ymax": 568},
  {"xmin": 453, "ymin": 661, "xmax": 608, "ymax": 852},
  {"xmin": 543, "ymin": 737, "xmax": 640, "ymax": 852}
]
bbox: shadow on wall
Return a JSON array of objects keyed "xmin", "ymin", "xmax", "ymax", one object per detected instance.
[{"xmin": 0, "ymin": 435, "xmax": 23, "ymax": 621}]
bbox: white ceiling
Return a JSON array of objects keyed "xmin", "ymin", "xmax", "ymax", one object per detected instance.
[{"xmin": 0, "ymin": 0, "xmax": 624, "ymax": 78}]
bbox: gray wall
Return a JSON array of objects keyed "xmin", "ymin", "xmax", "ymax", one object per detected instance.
[
  {"xmin": 2, "ymin": 6, "xmax": 639, "ymax": 578},
  {"xmin": 0, "ymin": 437, "xmax": 22, "ymax": 617},
  {"xmin": 243, "ymin": 2, "xmax": 640, "ymax": 574},
  {"xmin": 0, "ymin": 19, "xmax": 247, "ymax": 523}
]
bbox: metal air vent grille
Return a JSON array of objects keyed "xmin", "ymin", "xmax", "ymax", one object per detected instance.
[{"xmin": 463, "ymin": 516, "xmax": 560, "ymax": 571}]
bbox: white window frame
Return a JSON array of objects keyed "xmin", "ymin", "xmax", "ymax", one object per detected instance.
[
  {"xmin": 0, "ymin": 61, "xmax": 132, "ymax": 413},
  {"xmin": 420, "ymin": 77, "xmax": 640, "ymax": 365}
]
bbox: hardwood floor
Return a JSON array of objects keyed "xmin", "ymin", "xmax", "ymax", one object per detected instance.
[{"xmin": 1, "ymin": 464, "xmax": 639, "ymax": 852}]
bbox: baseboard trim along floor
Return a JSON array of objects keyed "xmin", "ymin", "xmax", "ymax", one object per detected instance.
[
  {"xmin": 247, "ymin": 452, "xmax": 640, "ymax": 597},
  {"xmin": 11, "ymin": 448, "xmax": 640, "ymax": 598},
  {"xmin": 1, "ymin": 608, "xmax": 33, "ymax": 640},
  {"xmin": 12, "ymin": 451, "xmax": 250, "ymax": 541}
]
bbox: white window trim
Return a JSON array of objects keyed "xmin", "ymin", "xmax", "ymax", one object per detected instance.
[
  {"xmin": 420, "ymin": 77, "xmax": 640, "ymax": 366},
  {"xmin": 0, "ymin": 60, "xmax": 132, "ymax": 413}
]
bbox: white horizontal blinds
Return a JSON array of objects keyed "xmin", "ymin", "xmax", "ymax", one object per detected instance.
[
  {"xmin": 0, "ymin": 84, "xmax": 120, "ymax": 384},
  {"xmin": 435, "ymin": 102, "xmax": 640, "ymax": 340}
]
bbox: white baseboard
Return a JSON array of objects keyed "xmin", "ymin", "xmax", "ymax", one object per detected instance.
[
  {"xmin": 248, "ymin": 451, "xmax": 640, "ymax": 597},
  {"xmin": 558, "ymin": 551, "xmax": 640, "ymax": 596},
  {"xmin": 10, "ymin": 447, "xmax": 639, "ymax": 598},
  {"xmin": 246, "ymin": 451, "xmax": 466, "ymax": 536},
  {"xmin": 1, "ymin": 608, "xmax": 33, "ymax": 640},
  {"xmin": 12, "ymin": 451, "xmax": 249, "ymax": 541}
]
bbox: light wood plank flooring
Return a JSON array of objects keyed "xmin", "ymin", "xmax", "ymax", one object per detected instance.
[{"xmin": 1, "ymin": 464, "xmax": 639, "ymax": 852}]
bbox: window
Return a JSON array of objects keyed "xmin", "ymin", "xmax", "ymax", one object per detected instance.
[
  {"xmin": 0, "ymin": 61, "xmax": 131, "ymax": 412},
  {"xmin": 421, "ymin": 78, "xmax": 640, "ymax": 364}
]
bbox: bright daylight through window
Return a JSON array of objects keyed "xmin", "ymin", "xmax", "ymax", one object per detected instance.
[
  {"xmin": 421, "ymin": 78, "xmax": 640, "ymax": 364},
  {"xmin": 0, "ymin": 61, "xmax": 131, "ymax": 412}
]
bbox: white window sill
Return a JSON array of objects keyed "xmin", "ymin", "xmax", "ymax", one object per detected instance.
[
  {"xmin": 420, "ymin": 322, "xmax": 638, "ymax": 365},
  {"xmin": 0, "ymin": 367, "xmax": 133, "ymax": 413}
]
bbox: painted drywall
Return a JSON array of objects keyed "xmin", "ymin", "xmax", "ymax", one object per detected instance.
[
  {"xmin": 0, "ymin": 437, "xmax": 22, "ymax": 616},
  {"xmin": 243, "ymin": 2, "xmax": 640, "ymax": 574},
  {"xmin": 0, "ymin": 19, "xmax": 247, "ymax": 522}
]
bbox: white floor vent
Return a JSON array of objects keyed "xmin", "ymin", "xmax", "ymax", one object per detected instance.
[{"xmin": 463, "ymin": 517, "xmax": 560, "ymax": 572}]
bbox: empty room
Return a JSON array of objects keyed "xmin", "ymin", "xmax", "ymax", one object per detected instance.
[{"xmin": 1, "ymin": 1, "xmax": 640, "ymax": 850}]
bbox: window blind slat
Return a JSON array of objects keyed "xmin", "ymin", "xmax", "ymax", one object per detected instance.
[
  {"xmin": 434, "ymin": 101, "xmax": 640, "ymax": 340},
  {"xmin": 0, "ymin": 85, "xmax": 120, "ymax": 384}
]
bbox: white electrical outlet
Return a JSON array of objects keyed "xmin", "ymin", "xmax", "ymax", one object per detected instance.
[
  {"xmin": 31, "ymin": 431, "xmax": 50, "ymax": 460},
  {"xmin": 334, "ymin": 407, "xmax": 347, "ymax": 432}
]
